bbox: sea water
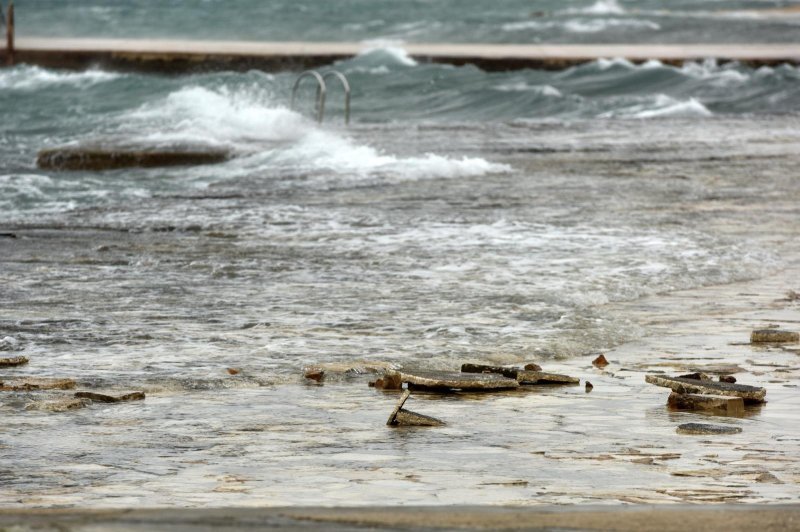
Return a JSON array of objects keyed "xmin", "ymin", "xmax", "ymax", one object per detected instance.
[{"xmin": 1, "ymin": 0, "xmax": 800, "ymax": 507}]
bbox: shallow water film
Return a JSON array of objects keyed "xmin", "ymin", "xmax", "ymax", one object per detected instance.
[{"xmin": 2, "ymin": 1, "xmax": 800, "ymax": 508}]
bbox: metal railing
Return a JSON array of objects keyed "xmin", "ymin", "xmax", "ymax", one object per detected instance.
[{"xmin": 290, "ymin": 69, "xmax": 351, "ymax": 125}]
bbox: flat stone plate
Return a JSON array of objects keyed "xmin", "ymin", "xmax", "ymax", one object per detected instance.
[{"xmin": 394, "ymin": 369, "xmax": 519, "ymax": 391}]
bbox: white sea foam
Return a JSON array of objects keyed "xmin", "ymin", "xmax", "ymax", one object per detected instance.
[
  {"xmin": 601, "ymin": 94, "xmax": 712, "ymax": 119},
  {"xmin": 0, "ymin": 65, "xmax": 121, "ymax": 90},
  {"xmin": 502, "ymin": 18, "xmax": 658, "ymax": 33},
  {"xmin": 563, "ymin": 0, "xmax": 626, "ymax": 15},
  {"xmin": 124, "ymin": 85, "xmax": 510, "ymax": 183},
  {"xmin": 680, "ymin": 60, "xmax": 749, "ymax": 85},
  {"xmin": 494, "ymin": 83, "xmax": 562, "ymax": 97},
  {"xmin": 356, "ymin": 43, "xmax": 418, "ymax": 66}
]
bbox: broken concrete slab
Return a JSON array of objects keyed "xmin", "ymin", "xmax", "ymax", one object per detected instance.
[
  {"xmin": 751, "ymin": 329, "xmax": 800, "ymax": 343},
  {"xmin": 516, "ymin": 370, "xmax": 580, "ymax": 385},
  {"xmin": 676, "ymin": 423, "xmax": 743, "ymax": 435},
  {"xmin": 390, "ymin": 369, "xmax": 518, "ymax": 392},
  {"xmin": 460, "ymin": 364, "xmax": 578, "ymax": 386},
  {"xmin": 0, "ymin": 356, "xmax": 28, "ymax": 367},
  {"xmin": 645, "ymin": 374, "xmax": 766, "ymax": 403},
  {"xmin": 74, "ymin": 391, "xmax": 145, "ymax": 403},
  {"xmin": 36, "ymin": 146, "xmax": 231, "ymax": 171},
  {"xmin": 386, "ymin": 389, "xmax": 445, "ymax": 427},
  {"xmin": 667, "ymin": 392, "xmax": 745, "ymax": 416},
  {"xmin": 461, "ymin": 363, "xmax": 519, "ymax": 379},
  {"xmin": 0, "ymin": 377, "xmax": 76, "ymax": 391}
]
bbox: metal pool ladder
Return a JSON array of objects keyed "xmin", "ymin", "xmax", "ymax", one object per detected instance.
[{"xmin": 290, "ymin": 70, "xmax": 351, "ymax": 125}]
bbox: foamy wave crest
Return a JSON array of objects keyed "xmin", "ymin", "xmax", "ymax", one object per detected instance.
[
  {"xmin": 601, "ymin": 95, "xmax": 712, "ymax": 119},
  {"xmin": 494, "ymin": 83, "xmax": 562, "ymax": 97},
  {"xmin": 0, "ymin": 65, "xmax": 121, "ymax": 90},
  {"xmin": 680, "ymin": 60, "xmax": 749, "ymax": 85},
  {"xmin": 503, "ymin": 18, "xmax": 658, "ymax": 33},
  {"xmin": 356, "ymin": 44, "xmax": 418, "ymax": 67},
  {"xmin": 562, "ymin": 0, "xmax": 626, "ymax": 15},
  {"xmin": 126, "ymin": 85, "xmax": 509, "ymax": 183},
  {"xmin": 126, "ymin": 85, "xmax": 307, "ymax": 147}
]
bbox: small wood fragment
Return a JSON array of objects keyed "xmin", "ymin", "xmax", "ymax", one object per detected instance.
[
  {"xmin": 227, "ymin": 367, "xmax": 241, "ymax": 375},
  {"xmin": 751, "ymin": 329, "xmax": 799, "ymax": 343},
  {"xmin": 676, "ymin": 423, "xmax": 742, "ymax": 435},
  {"xmin": 592, "ymin": 354, "xmax": 609, "ymax": 368},
  {"xmin": 0, "ymin": 356, "xmax": 28, "ymax": 367},
  {"xmin": 645, "ymin": 374, "xmax": 766, "ymax": 403},
  {"xmin": 667, "ymin": 392, "xmax": 744, "ymax": 416}
]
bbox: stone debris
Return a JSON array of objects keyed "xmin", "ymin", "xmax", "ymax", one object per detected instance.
[
  {"xmin": 461, "ymin": 363, "xmax": 520, "ymax": 379},
  {"xmin": 227, "ymin": 368, "xmax": 241, "ymax": 375},
  {"xmin": 585, "ymin": 381, "xmax": 593, "ymax": 393},
  {"xmin": 25, "ymin": 398, "xmax": 89, "ymax": 413},
  {"xmin": 74, "ymin": 391, "xmax": 145, "ymax": 403},
  {"xmin": 460, "ymin": 364, "xmax": 579, "ymax": 386},
  {"xmin": 303, "ymin": 368, "xmax": 325, "ymax": 382},
  {"xmin": 386, "ymin": 390, "xmax": 445, "ymax": 427},
  {"xmin": 0, "ymin": 356, "xmax": 28, "ymax": 367},
  {"xmin": 667, "ymin": 392, "xmax": 744, "ymax": 416},
  {"xmin": 751, "ymin": 329, "xmax": 800, "ymax": 343},
  {"xmin": 36, "ymin": 146, "xmax": 231, "ymax": 171},
  {"xmin": 719, "ymin": 375, "xmax": 737, "ymax": 384},
  {"xmin": 516, "ymin": 370, "xmax": 579, "ymax": 385},
  {"xmin": 0, "ymin": 378, "xmax": 76, "ymax": 391},
  {"xmin": 592, "ymin": 354, "xmax": 609, "ymax": 368},
  {"xmin": 371, "ymin": 372, "xmax": 402, "ymax": 390},
  {"xmin": 524, "ymin": 363, "xmax": 542, "ymax": 371},
  {"xmin": 391, "ymin": 369, "xmax": 518, "ymax": 392},
  {"xmin": 645, "ymin": 374, "xmax": 766, "ymax": 403},
  {"xmin": 676, "ymin": 423, "xmax": 743, "ymax": 435},
  {"xmin": 678, "ymin": 372, "xmax": 712, "ymax": 381}
]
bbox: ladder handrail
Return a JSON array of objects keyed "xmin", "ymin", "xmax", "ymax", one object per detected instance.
[
  {"xmin": 291, "ymin": 70, "xmax": 326, "ymax": 124},
  {"xmin": 290, "ymin": 69, "xmax": 351, "ymax": 126},
  {"xmin": 322, "ymin": 70, "xmax": 351, "ymax": 126}
]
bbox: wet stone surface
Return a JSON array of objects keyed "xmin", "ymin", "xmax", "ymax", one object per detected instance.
[
  {"xmin": 677, "ymin": 423, "xmax": 744, "ymax": 436},
  {"xmin": 751, "ymin": 329, "xmax": 800, "ymax": 344},
  {"xmin": 645, "ymin": 375, "xmax": 766, "ymax": 403}
]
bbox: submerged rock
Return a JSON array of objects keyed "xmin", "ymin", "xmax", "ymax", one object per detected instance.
[
  {"xmin": 25, "ymin": 398, "xmax": 89, "ymax": 413},
  {"xmin": 645, "ymin": 374, "xmax": 766, "ymax": 403},
  {"xmin": 751, "ymin": 329, "xmax": 800, "ymax": 343},
  {"xmin": 585, "ymin": 381, "xmax": 593, "ymax": 393},
  {"xmin": 0, "ymin": 356, "xmax": 28, "ymax": 367},
  {"xmin": 676, "ymin": 423, "xmax": 742, "ymax": 435},
  {"xmin": 392, "ymin": 369, "xmax": 518, "ymax": 392},
  {"xmin": 37, "ymin": 146, "xmax": 231, "ymax": 171},
  {"xmin": 0, "ymin": 378, "xmax": 76, "ymax": 391},
  {"xmin": 303, "ymin": 368, "xmax": 325, "ymax": 382},
  {"xmin": 386, "ymin": 390, "xmax": 445, "ymax": 427},
  {"xmin": 74, "ymin": 391, "xmax": 145, "ymax": 403},
  {"xmin": 667, "ymin": 392, "xmax": 744, "ymax": 416}
]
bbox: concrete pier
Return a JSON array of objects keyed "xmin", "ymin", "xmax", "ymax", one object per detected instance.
[{"xmin": 2, "ymin": 38, "xmax": 800, "ymax": 72}]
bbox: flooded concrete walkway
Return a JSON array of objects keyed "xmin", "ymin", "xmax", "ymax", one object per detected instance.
[{"xmin": 3, "ymin": 39, "xmax": 800, "ymax": 71}]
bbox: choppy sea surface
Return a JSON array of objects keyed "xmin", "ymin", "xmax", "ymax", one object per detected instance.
[
  {"xmin": 2, "ymin": 0, "xmax": 800, "ymax": 508},
  {"xmin": 13, "ymin": 0, "xmax": 800, "ymax": 44}
]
